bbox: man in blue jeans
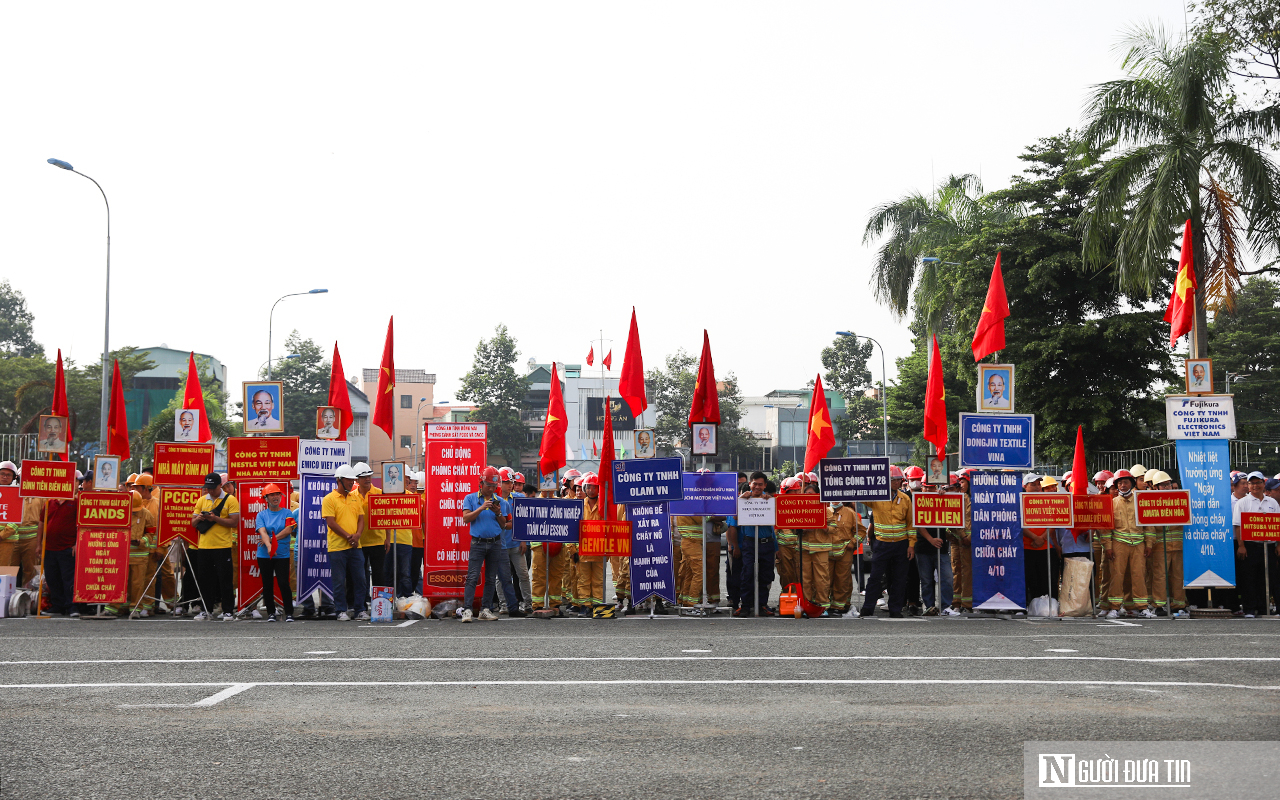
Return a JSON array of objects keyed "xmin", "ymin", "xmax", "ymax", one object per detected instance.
[
  {"xmin": 727, "ymin": 471, "xmax": 776, "ymax": 617},
  {"xmin": 322, "ymin": 464, "xmax": 368, "ymax": 621},
  {"xmin": 460, "ymin": 466, "xmax": 522, "ymax": 622}
]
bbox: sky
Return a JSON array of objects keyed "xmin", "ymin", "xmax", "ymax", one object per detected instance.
[{"xmin": 1, "ymin": 1, "xmax": 1191, "ymax": 404}]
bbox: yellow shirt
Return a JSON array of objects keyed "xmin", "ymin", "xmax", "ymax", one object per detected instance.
[
  {"xmin": 864, "ymin": 491, "xmax": 917, "ymax": 545},
  {"xmin": 322, "ymin": 489, "xmax": 364, "ymax": 552},
  {"xmin": 193, "ymin": 492, "xmax": 240, "ymax": 550},
  {"xmin": 358, "ymin": 486, "xmax": 387, "ymax": 546}
]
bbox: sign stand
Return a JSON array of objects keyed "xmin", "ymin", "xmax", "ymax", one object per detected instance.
[{"xmin": 697, "ymin": 455, "xmax": 715, "ymax": 616}]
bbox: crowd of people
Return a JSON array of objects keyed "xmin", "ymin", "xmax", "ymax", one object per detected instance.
[{"xmin": 2, "ymin": 458, "xmax": 1278, "ymax": 621}]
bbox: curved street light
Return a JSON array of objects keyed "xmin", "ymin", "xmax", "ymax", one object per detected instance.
[
  {"xmin": 269, "ymin": 290, "xmax": 328, "ymax": 378},
  {"xmin": 47, "ymin": 158, "xmax": 111, "ymax": 446}
]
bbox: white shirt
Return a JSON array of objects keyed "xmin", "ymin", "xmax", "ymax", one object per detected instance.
[{"xmin": 1232, "ymin": 493, "xmax": 1280, "ymax": 537}]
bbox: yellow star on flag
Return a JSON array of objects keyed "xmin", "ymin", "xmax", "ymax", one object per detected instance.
[
  {"xmin": 382, "ymin": 366, "xmax": 394, "ymax": 391},
  {"xmin": 1175, "ymin": 265, "xmax": 1195, "ymax": 302},
  {"xmin": 547, "ymin": 413, "xmax": 560, "ymax": 423},
  {"xmin": 810, "ymin": 410, "xmax": 831, "ymax": 437}
]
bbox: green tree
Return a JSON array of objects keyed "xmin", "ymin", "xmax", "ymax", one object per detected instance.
[
  {"xmin": 885, "ymin": 133, "xmax": 1175, "ymax": 466},
  {"xmin": 137, "ymin": 355, "xmax": 234, "ymax": 463},
  {"xmin": 1079, "ymin": 25, "xmax": 1280, "ymax": 357},
  {"xmin": 1193, "ymin": 0, "xmax": 1280, "ymax": 107},
  {"xmin": 0, "ymin": 280, "xmax": 43, "ymax": 359},
  {"xmin": 818, "ymin": 333, "xmax": 882, "ymax": 442},
  {"xmin": 1207, "ymin": 276, "xmax": 1280, "ymax": 446},
  {"xmin": 457, "ymin": 325, "xmax": 528, "ymax": 467},
  {"xmin": 646, "ymin": 349, "xmax": 756, "ymax": 465},
  {"xmin": 862, "ymin": 174, "xmax": 1022, "ymax": 324},
  {"xmin": 260, "ymin": 331, "xmax": 330, "ymax": 439}
]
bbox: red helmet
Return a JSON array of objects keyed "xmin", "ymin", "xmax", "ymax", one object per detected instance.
[
  {"xmin": 582, "ymin": 473, "xmax": 600, "ymax": 487},
  {"xmin": 889, "ymin": 465, "xmax": 905, "ymax": 480},
  {"xmin": 573, "ymin": 476, "xmax": 586, "ymax": 486},
  {"xmin": 1092, "ymin": 470, "xmax": 1112, "ymax": 482},
  {"xmin": 498, "ymin": 467, "xmax": 515, "ymax": 482},
  {"xmin": 948, "ymin": 473, "xmax": 959, "ymax": 485},
  {"xmin": 904, "ymin": 465, "xmax": 926, "ymax": 480},
  {"xmin": 482, "ymin": 466, "xmax": 501, "ymax": 485},
  {"xmin": 563, "ymin": 469, "xmax": 582, "ymax": 481},
  {"xmin": 804, "ymin": 472, "xmax": 818, "ymax": 483},
  {"xmin": 697, "ymin": 468, "xmax": 712, "ymax": 474},
  {"xmin": 513, "ymin": 472, "xmax": 525, "ymax": 484},
  {"xmin": 957, "ymin": 468, "xmax": 973, "ymax": 481},
  {"xmin": 1113, "ymin": 469, "xmax": 1134, "ymax": 480},
  {"xmin": 780, "ymin": 477, "xmax": 802, "ymax": 494}
]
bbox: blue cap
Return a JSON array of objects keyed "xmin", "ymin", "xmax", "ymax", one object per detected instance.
[{"xmin": 1266, "ymin": 478, "xmax": 1280, "ymax": 492}]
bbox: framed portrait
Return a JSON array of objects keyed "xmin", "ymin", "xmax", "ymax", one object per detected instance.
[
  {"xmin": 976, "ymin": 364, "xmax": 1015, "ymax": 413},
  {"xmin": 36, "ymin": 415, "xmax": 69, "ymax": 454},
  {"xmin": 316, "ymin": 405, "xmax": 340, "ymax": 440},
  {"xmin": 927, "ymin": 456, "xmax": 948, "ymax": 487},
  {"xmin": 633, "ymin": 428, "xmax": 657, "ymax": 459},
  {"xmin": 1185, "ymin": 358, "xmax": 1213, "ymax": 394},
  {"xmin": 691, "ymin": 423, "xmax": 717, "ymax": 456},
  {"xmin": 242, "ymin": 381, "xmax": 284, "ymax": 434},
  {"xmin": 174, "ymin": 408, "xmax": 201, "ymax": 442},
  {"xmin": 94, "ymin": 455, "xmax": 121, "ymax": 491},
  {"xmin": 382, "ymin": 461, "xmax": 406, "ymax": 494},
  {"xmin": 539, "ymin": 470, "xmax": 559, "ymax": 492}
]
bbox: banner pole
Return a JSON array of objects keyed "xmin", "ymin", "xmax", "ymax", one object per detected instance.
[
  {"xmin": 33, "ymin": 501, "xmax": 51, "ymax": 618},
  {"xmin": 700, "ymin": 454, "xmax": 709, "ymax": 615},
  {"xmin": 128, "ymin": 537, "xmax": 173, "ymax": 619},
  {"xmin": 1265, "ymin": 546, "xmax": 1272, "ymax": 618},
  {"xmin": 180, "ymin": 538, "xmax": 211, "ymax": 618},
  {"xmin": 1163, "ymin": 528, "xmax": 1172, "ymax": 620},
  {"xmin": 753, "ymin": 524, "xmax": 759, "ymax": 617}
]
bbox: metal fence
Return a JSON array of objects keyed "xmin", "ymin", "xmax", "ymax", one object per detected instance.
[
  {"xmin": 0, "ymin": 434, "xmax": 36, "ymax": 466},
  {"xmin": 1090, "ymin": 440, "xmax": 1280, "ymax": 479}
]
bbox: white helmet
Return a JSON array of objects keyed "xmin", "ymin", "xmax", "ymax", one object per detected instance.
[
  {"xmin": 334, "ymin": 464, "xmax": 360, "ymax": 480},
  {"xmin": 352, "ymin": 462, "xmax": 374, "ymax": 478}
]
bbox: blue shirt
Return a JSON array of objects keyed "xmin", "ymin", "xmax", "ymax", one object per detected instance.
[
  {"xmin": 255, "ymin": 506, "xmax": 297, "ymax": 559},
  {"xmin": 1052, "ymin": 528, "xmax": 1092, "ymax": 554},
  {"xmin": 727, "ymin": 516, "xmax": 774, "ymax": 540},
  {"xmin": 463, "ymin": 492, "xmax": 510, "ymax": 540}
]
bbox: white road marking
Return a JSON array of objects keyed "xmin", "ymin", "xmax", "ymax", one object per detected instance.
[
  {"xmin": 304, "ymin": 651, "xmax": 336, "ymax": 654},
  {"xmin": 681, "ymin": 649, "xmax": 711, "ymax": 653},
  {"xmin": 4, "ymin": 654, "xmax": 1277, "ymax": 666},
  {"xmin": 396, "ymin": 619, "xmax": 419, "ymax": 628},
  {"xmin": 5, "ymin": 678, "xmax": 1277, "ymax": 692},
  {"xmin": 1045, "ymin": 649, "xmax": 1078, "ymax": 653},
  {"xmin": 116, "ymin": 683, "xmax": 254, "ymax": 709}
]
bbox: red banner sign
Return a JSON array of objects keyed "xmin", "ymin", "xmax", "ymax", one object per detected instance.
[
  {"xmin": 152, "ymin": 442, "xmax": 216, "ymax": 486},
  {"xmin": 775, "ymin": 494, "xmax": 828, "ymax": 529},
  {"xmin": 1020, "ymin": 492, "xmax": 1074, "ymax": 528},
  {"xmin": 235, "ymin": 481, "xmax": 285, "ymax": 611},
  {"xmin": 226, "ymin": 437, "xmax": 300, "ymax": 482},
  {"xmin": 1241, "ymin": 512, "xmax": 1280, "ymax": 542},
  {"xmin": 19, "ymin": 460, "xmax": 76, "ymax": 499},
  {"xmin": 369, "ymin": 493, "xmax": 422, "ymax": 529},
  {"xmin": 158, "ymin": 486, "xmax": 204, "ymax": 546},
  {"xmin": 73, "ymin": 528, "xmax": 129, "ymax": 604},
  {"xmin": 579, "ymin": 520, "xmax": 633, "ymax": 557},
  {"xmin": 910, "ymin": 492, "xmax": 965, "ymax": 528},
  {"xmin": 424, "ymin": 423, "xmax": 487, "ymax": 600},
  {"xmin": 0, "ymin": 486, "xmax": 20, "ymax": 523},
  {"xmin": 76, "ymin": 490, "xmax": 132, "ymax": 529},
  {"xmin": 1134, "ymin": 490, "xmax": 1192, "ymax": 526},
  {"xmin": 1071, "ymin": 495, "xmax": 1114, "ymax": 530}
]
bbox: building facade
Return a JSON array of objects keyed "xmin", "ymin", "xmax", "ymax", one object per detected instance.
[{"xmin": 361, "ymin": 368, "xmax": 435, "ymax": 470}]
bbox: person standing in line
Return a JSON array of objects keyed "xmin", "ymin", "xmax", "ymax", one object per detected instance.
[
  {"xmin": 561, "ymin": 474, "xmax": 585, "ymax": 610},
  {"xmin": 1022, "ymin": 474, "xmax": 1055, "ymax": 605},
  {"xmin": 729, "ymin": 471, "xmax": 776, "ymax": 617},
  {"xmin": 487, "ymin": 467, "xmax": 532, "ymax": 614},
  {"xmin": 1233, "ymin": 471, "xmax": 1280, "ymax": 618},
  {"xmin": 322, "ymin": 464, "xmax": 368, "ymax": 621},
  {"xmin": 573, "ymin": 473, "xmax": 610, "ymax": 616},
  {"xmin": 460, "ymin": 466, "xmax": 520, "ymax": 622},
  {"xmin": 774, "ymin": 477, "xmax": 802, "ymax": 592},
  {"xmin": 829, "ymin": 501, "xmax": 862, "ymax": 617},
  {"xmin": 858, "ymin": 466, "xmax": 916, "ymax": 619},
  {"xmin": 111, "ymin": 491, "xmax": 159, "ymax": 619},
  {"xmin": 1144, "ymin": 470, "xmax": 1187, "ymax": 618},
  {"xmin": 1, "ymin": 460, "xmax": 44, "ymax": 587},
  {"xmin": 914, "ymin": 475, "xmax": 954, "ymax": 617},
  {"xmin": 134, "ymin": 474, "xmax": 177, "ymax": 614},
  {"xmin": 799, "ymin": 481, "xmax": 835, "ymax": 617},
  {"xmin": 42, "ymin": 483, "xmax": 83, "ymax": 617},
  {"xmin": 191, "ymin": 472, "xmax": 241, "ymax": 621},
  {"xmin": 352, "ymin": 462, "xmax": 390, "ymax": 592},
  {"xmin": 255, "ymin": 484, "xmax": 297, "ymax": 621},
  {"xmin": 1103, "ymin": 469, "xmax": 1155, "ymax": 619},
  {"xmin": 947, "ymin": 470, "xmax": 973, "ymax": 614}
]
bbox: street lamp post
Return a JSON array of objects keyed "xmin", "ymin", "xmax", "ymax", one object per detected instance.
[
  {"xmin": 836, "ymin": 331, "xmax": 890, "ymax": 460},
  {"xmin": 268, "ymin": 290, "xmax": 328, "ymax": 379},
  {"xmin": 47, "ymin": 158, "xmax": 111, "ymax": 447}
]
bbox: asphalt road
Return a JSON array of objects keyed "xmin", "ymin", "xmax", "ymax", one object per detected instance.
[{"xmin": 1, "ymin": 615, "xmax": 1277, "ymax": 800}]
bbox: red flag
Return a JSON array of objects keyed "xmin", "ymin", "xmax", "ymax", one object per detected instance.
[
  {"xmin": 600, "ymin": 395, "xmax": 617, "ymax": 522},
  {"xmin": 586, "ymin": 345, "xmax": 594, "ymax": 367},
  {"xmin": 618, "ymin": 308, "xmax": 647, "ymax": 418},
  {"xmin": 1071, "ymin": 425, "xmax": 1087, "ymax": 496},
  {"xmin": 687, "ymin": 330, "xmax": 720, "ymax": 426},
  {"xmin": 106, "ymin": 359, "xmax": 130, "ymax": 459},
  {"xmin": 181, "ymin": 352, "xmax": 213, "ymax": 443},
  {"xmin": 971, "ymin": 252, "xmax": 1010, "ymax": 361},
  {"xmin": 372, "ymin": 317, "xmax": 395, "ymax": 439},
  {"xmin": 1163, "ymin": 219, "xmax": 1198, "ymax": 348},
  {"xmin": 602, "ymin": 350, "xmax": 612, "ymax": 371},
  {"xmin": 538, "ymin": 362, "xmax": 569, "ymax": 476},
  {"xmin": 327, "ymin": 343, "xmax": 354, "ymax": 442},
  {"xmin": 51, "ymin": 349, "xmax": 71, "ymax": 461},
  {"xmin": 592, "ymin": 438, "xmax": 598, "ymax": 457},
  {"xmin": 923, "ymin": 334, "xmax": 948, "ymax": 460},
  {"xmin": 804, "ymin": 374, "xmax": 836, "ymax": 473}
]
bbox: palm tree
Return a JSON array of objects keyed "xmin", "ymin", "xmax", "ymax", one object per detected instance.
[
  {"xmin": 1079, "ymin": 24, "xmax": 1280, "ymax": 357},
  {"xmin": 862, "ymin": 174, "xmax": 1020, "ymax": 323}
]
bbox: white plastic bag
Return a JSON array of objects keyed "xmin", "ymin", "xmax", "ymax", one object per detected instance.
[{"xmin": 1027, "ymin": 594, "xmax": 1059, "ymax": 618}]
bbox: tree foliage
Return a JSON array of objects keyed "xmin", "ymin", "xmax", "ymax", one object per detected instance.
[
  {"xmin": 646, "ymin": 349, "xmax": 756, "ymax": 464},
  {"xmin": 1193, "ymin": 0, "xmax": 1280, "ymax": 106},
  {"xmin": 1208, "ymin": 276, "xmax": 1280, "ymax": 447},
  {"xmin": 260, "ymin": 331, "xmax": 330, "ymax": 439},
  {"xmin": 0, "ymin": 280, "xmax": 43, "ymax": 359},
  {"xmin": 818, "ymin": 333, "xmax": 882, "ymax": 441},
  {"xmin": 457, "ymin": 325, "xmax": 528, "ymax": 467},
  {"xmin": 137, "ymin": 355, "xmax": 233, "ymax": 463}
]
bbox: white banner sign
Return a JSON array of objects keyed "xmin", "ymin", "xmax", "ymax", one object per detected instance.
[
  {"xmin": 735, "ymin": 496, "xmax": 775, "ymax": 526},
  {"xmin": 298, "ymin": 439, "xmax": 351, "ymax": 476},
  {"xmin": 1165, "ymin": 396, "xmax": 1236, "ymax": 440}
]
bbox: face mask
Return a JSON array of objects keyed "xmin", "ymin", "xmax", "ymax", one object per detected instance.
[
  {"xmin": 1119, "ymin": 488, "xmax": 1133, "ymax": 497},
  {"xmin": 909, "ymin": 480, "xmax": 923, "ymax": 491}
]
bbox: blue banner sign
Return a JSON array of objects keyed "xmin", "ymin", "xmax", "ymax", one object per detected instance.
[
  {"xmin": 510, "ymin": 498, "xmax": 582, "ymax": 543},
  {"xmin": 611, "ymin": 456, "xmax": 684, "ymax": 504},
  {"xmin": 626, "ymin": 501, "xmax": 676, "ymax": 604},
  {"xmin": 817, "ymin": 457, "xmax": 892, "ymax": 502},
  {"xmin": 297, "ymin": 474, "xmax": 333, "ymax": 600},
  {"xmin": 970, "ymin": 469, "xmax": 1025, "ymax": 610},
  {"xmin": 667, "ymin": 472, "xmax": 738, "ymax": 515},
  {"xmin": 1176, "ymin": 439, "xmax": 1235, "ymax": 587},
  {"xmin": 959, "ymin": 413, "xmax": 1035, "ymax": 470}
]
